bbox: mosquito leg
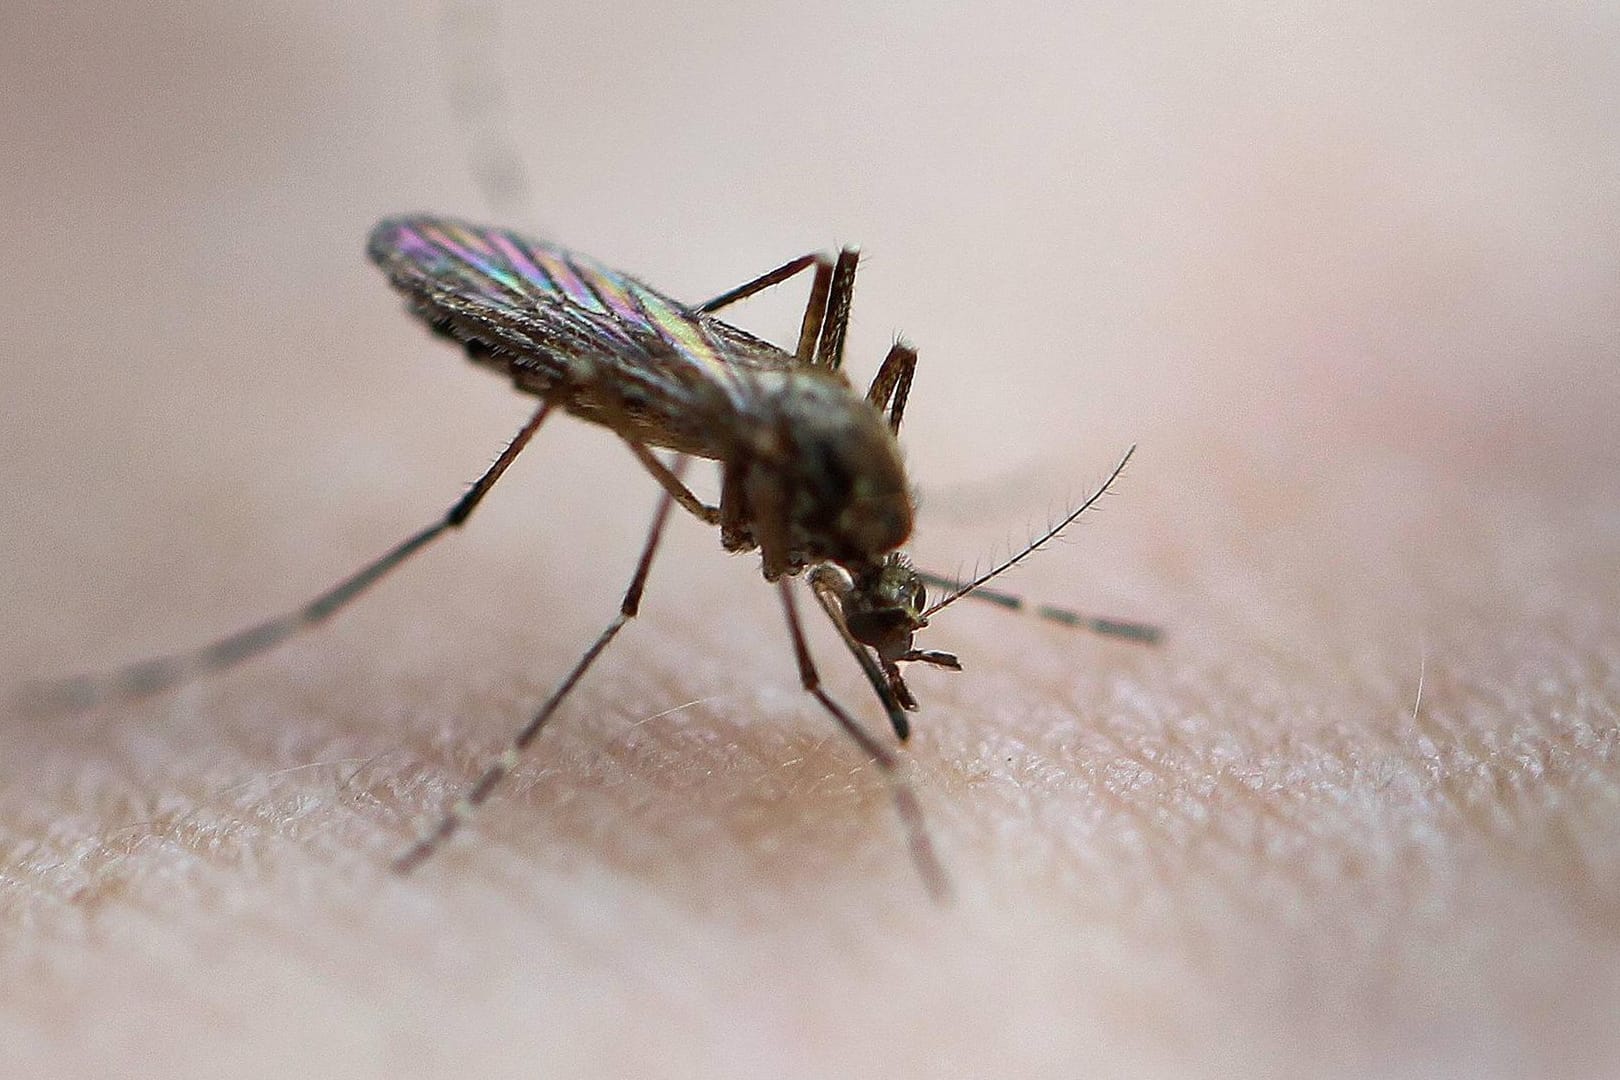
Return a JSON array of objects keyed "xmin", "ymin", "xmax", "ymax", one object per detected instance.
[
  {"xmin": 618, "ymin": 435, "xmax": 721, "ymax": 525},
  {"xmin": 793, "ymin": 256, "xmax": 834, "ymax": 363},
  {"xmin": 814, "ymin": 247, "xmax": 859, "ymax": 371},
  {"xmin": 394, "ymin": 458, "xmax": 686, "ymax": 874},
  {"xmin": 1032, "ymin": 606, "xmax": 1162, "ymax": 644},
  {"xmin": 915, "ymin": 570, "xmax": 1162, "ymax": 644},
  {"xmin": 777, "ymin": 578, "xmax": 949, "ymax": 900},
  {"xmin": 23, "ymin": 403, "xmax": 555, "ymax": 715},
  {"xmin": 690, "ymin": 248, "xmax": 854, "ymax": 370},
  {"xmin": 864, "ymin": 341, "xmax": 918, "ymax": 435},
  {"xmin": 693, "ymin": 250, "xmax": 836, "ymax": 366},
  {"xmin": 696, "ymin": 253, "xmax": 821, "ymax": 314},
  {"xmin": 590, "ymin": 380, "xmax": 718, "ymax": 527}
]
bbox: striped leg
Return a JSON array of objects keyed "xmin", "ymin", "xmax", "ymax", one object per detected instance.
[
  {"xmin": 695, "ymin": 250, "xmax": 835, "ymax": 364},
  {"xmin": 915, "ymin": 570, "xmax": 1162, "ymax": 644},
  {"xmin": 696, "ymin": 252, "xmax": 821, "ymax": 314},
  {"xmin": 864, "ymin": 341, "xmax": 917, "ymax": 435},
  {"xmin": 393, "ymin": 458, "xmax": 685, "ymax": 873},
  {"xmin": 23, "ymin": 402, "xmax": 553, "ymax": 715},
  {"xmin": 813, "ymin": 248, "xmax": 859, "ymax": 371},
  {"xmin": 693, "ymin": 247, "xmax": 860, "ymax": 369}
]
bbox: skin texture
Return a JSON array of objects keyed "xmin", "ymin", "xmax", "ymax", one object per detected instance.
[{"xmin": 3, "ymin": 2, "xmax": 1618, "ymax": 1077}]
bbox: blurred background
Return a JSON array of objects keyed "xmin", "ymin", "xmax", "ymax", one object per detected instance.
[{"xmin": 2, "ymin": 1, "xmax": 1617, "ymax": 1077}]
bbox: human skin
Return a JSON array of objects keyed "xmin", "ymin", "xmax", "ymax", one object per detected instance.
[{"xmin": 3, "ymin": 2, "xmax": 1618, "ymax": 1077}]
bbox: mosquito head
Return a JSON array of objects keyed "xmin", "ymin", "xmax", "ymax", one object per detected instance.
[
  {"xmin": 842, "ymin": 555, "xmax": 929, "ymax": 660},
  {"xmin": 825, "ymin": 554, "xmax": 963, "ymax": 711}
]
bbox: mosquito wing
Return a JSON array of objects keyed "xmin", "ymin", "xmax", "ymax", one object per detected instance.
[{"xmin": 368, "ymin": 216, "xmax": 793, "ymax": 456}]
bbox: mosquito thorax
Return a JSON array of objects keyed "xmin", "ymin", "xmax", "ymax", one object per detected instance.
[{"xmin": 754, "ymin": 371, "xmax": 913, "ymax": 568}]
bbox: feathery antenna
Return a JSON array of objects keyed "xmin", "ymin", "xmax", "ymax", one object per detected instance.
[{"xmin": 918, "ymin": 446, "xmax": 1159, "ymax": 644}]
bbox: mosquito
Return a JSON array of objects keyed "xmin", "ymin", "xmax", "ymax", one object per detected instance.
[{"xmin": 29, "ymin": 215, "xmax": 1159, "ymax": 897}]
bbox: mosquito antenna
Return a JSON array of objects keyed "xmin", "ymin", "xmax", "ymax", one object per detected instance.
[
  {"xmin": 438, "ymin": 0, "xmax": 535, "ymax": 223},
  {"xmin": 920, "ymin": 445, "xmax": 1144, "ymax": 625}
]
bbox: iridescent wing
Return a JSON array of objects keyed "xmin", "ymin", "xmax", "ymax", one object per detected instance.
[{"xmin": 368, "ymin": 217, "xmax": 793, "ymax": 447}]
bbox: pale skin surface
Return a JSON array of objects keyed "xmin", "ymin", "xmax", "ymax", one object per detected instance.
[{"xmin": 3, "ymin": 2, "xmax": 1618, "ymax": 1077}]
